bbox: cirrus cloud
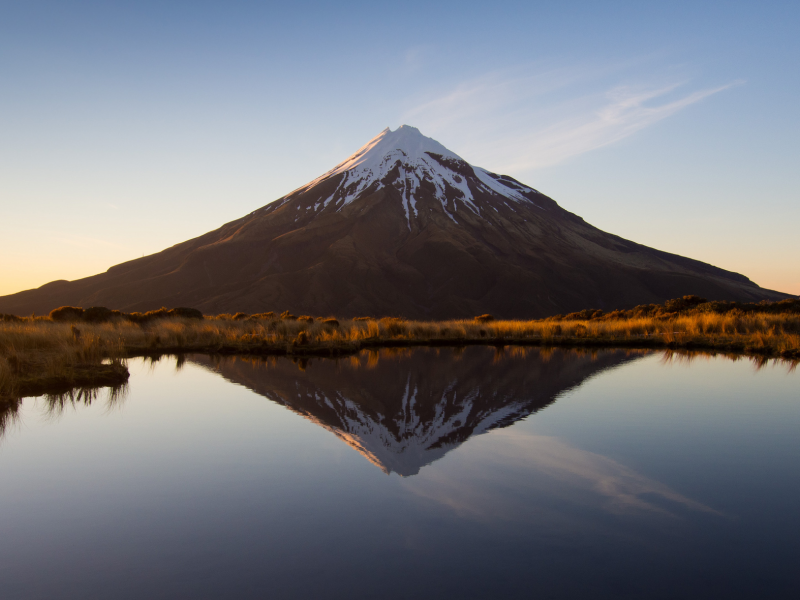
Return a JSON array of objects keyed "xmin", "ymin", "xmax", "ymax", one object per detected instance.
[{"xmin": 403, "ymin": 62, "xmax": 743, "ymax": 172}]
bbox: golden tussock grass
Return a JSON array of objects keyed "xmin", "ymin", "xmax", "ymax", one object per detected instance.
[{"xmin": 2, "ymin": 301, "xmax": 799, "ymax": 401}]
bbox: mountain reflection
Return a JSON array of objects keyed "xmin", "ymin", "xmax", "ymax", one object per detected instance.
[{"xmin": 190, "ymin": 347, "xmax": 646, "ymax": 476}]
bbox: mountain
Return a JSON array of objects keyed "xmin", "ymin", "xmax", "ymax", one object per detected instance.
[
  {"xmin": 0, "ymin": 125, "xmax": 788, "ymax": 318},
  {"xmin": 188, "ymin": 347, "xmax": 642, "ymax": 476}
]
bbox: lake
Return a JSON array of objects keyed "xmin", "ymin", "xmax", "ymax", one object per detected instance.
[{"xmin": 0, "ymin": 347, "xmax": 798, "ymax": 599}]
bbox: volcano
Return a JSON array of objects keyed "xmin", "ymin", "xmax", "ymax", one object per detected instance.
[{"xmin": 0, "ymin": 125, "xmax": 787, "ymax": 318}]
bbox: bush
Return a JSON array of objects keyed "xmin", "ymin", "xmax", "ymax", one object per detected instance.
[
  {"xmin": 564, "ymin": 309, "xmax": 603, "ymax": 321},
  {"xmin": 321, "ymin": 318, "xmax": 339, "ymax": 327},
  {"xmin": 127, "ymin": 308, "xmax": 171, "ymax": 324},
  {"xmin": 82, "ymin": 307, "xmax": 114, "ymax": 323},
  {"xmin": 169, "ymin": 307, "xmax": 203, "ymax": 319},
  {"xmin": 474, "ymin": 314, "xmax": 494, "ymax": 323},
  {"xmin": 232, "ymin": 312, "xmax": 249, "ymax": 320},
  {"xmin": 50, "ymin": 306, "xmax": 85, "ymax": 322},
  {"xmin": 281, "ymin": 311, "xmax": 297, "ymax": 321},
  {"xmin": 251, "ymin": 312, "xmax": 275, "ymax": 320},
  {"xmin": 664, "ymin": 296, "xmax": 708, "ymax": 312},
  {"xmin": 1, "ymin": 313, "xmax": 24, "ymax": 322},
  {"xmin": 298, "ymin": 316, "xmax": 314, "ymax": 323},
  {"xmin": 630, "ymin": 304, "xmax": 659, "ymax": 318}
]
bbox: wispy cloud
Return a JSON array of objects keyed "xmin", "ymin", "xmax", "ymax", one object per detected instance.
[
  {"xmin": 404, "ymin": 430, "xmax": 723, "ymax": 522},
  {"xmin": 498, "ymin": 81, "xmax": 742, "ymax": 171},
  {"xmin": 403, "ymin": 63, "xmax": 743, "ymax": 172}
]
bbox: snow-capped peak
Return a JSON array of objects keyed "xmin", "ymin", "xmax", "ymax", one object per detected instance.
[
  {"xmin": 326, "ymin": 125, "xmax": 464, "ymax": 175},
  {"xmin": 288, "ymin": 125, "xmax": 542, "ymax": 225}
]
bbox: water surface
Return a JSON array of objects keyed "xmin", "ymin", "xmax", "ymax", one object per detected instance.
[{"xmin": 1, "ymin": 347, "xmax": 798, "ymax": 599}]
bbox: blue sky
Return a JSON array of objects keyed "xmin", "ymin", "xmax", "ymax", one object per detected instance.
[{"xmin": 1, "ymin": 0, "xmax": 798, "ymax": 296}]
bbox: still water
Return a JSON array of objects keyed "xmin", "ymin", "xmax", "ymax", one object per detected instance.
[{"xmin": 0, "ymin": 347, "xmax": 798, "ymax": 599}]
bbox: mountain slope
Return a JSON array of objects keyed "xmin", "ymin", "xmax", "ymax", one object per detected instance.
[{"xmin": 0, "ymin": 125, "xmax": 788, "ymax": 317}]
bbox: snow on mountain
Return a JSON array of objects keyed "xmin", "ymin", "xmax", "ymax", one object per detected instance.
[{"xmin": 286, "ymin": 125, "xmax": 543, "ymax": 225}]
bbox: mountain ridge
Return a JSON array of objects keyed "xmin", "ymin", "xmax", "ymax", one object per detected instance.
[{"xmin": 0, "ymin": 125, "xmax": 788, "ymax": 317}]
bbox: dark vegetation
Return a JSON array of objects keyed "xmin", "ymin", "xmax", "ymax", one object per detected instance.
[
  {"xmin": 49, "ymin": 306, "xmax": 203, "ymax": 324},
  {"xmin": 546, "ymin": 295, "xmax": 800, "ymax": 321}
]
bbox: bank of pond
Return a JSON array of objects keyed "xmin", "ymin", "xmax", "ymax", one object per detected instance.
[{"xmin": 1, "ymin": 296, "xmax": 798, "ymax": 401}]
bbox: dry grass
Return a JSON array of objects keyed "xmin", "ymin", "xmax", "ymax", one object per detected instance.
[
  {"xmin": 0, "ymin": 319, "xmax": 128, "ymax": 401},
  {"xmin": 2, "ymin": 305, "xmax": 799, "ymax": 401}
]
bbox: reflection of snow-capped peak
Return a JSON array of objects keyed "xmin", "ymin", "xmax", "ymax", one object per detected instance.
[
  {"xmin": 290, "ymin": 379, "xmax": 531, "ymax": 476},
  {"xmin": 187, "ymin": 348, "xmax": 644, "ymax": 478}
]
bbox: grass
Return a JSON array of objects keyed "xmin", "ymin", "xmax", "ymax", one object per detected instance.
[{"xmin": 1, "ymin": 296, "xmax": 798, "ymax": 402}]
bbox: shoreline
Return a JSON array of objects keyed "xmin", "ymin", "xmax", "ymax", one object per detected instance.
[
  {"xmin": 2, "ymin": 298, "xmax": 798, "ymax": 401},
  {"xmin": 3, "ymin": 334, "xmax": 797, "ymax": 404},
  {"xmin": 123, "ymin": 333, "xmax": 799, "ymax": 360}
]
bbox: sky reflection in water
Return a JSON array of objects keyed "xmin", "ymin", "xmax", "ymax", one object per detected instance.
[{"xmin": 0, "ymin": 347, "xmax": 798, "ymax": 599}]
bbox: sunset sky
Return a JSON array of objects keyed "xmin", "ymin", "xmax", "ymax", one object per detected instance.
[{"xmin": 1, "ymin": 0, "xmax": 798, "ymax": 296}]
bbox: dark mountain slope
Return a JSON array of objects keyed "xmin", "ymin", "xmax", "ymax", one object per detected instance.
[{"xmin": 0, "ymin": 126, "xmax": 788, "ymax": 318}]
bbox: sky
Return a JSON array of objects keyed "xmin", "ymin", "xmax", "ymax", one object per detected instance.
[{"xmin": 1, "ymin": 0, "xmax": 798, "ymax": 297}]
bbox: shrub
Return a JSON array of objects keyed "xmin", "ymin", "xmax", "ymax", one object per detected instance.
[
  {"xmin": 474, "ymin": 314, "xmax": 494, "ymax": 323},
  {"xmin": 665, "ymin": 295, "xmax": 708, "ymax": 313},
  {"xmin": 232, "ymin": 312, "xmax": 249, "ymax": 320},
  {"xmin": 298, "ymin": 316, "xmax": 314, "ymax": 323},
  {"xmin": 564, "ymin": 309, "xmax": 603, "ymax": 320},
  {"xmin": 321, "ymin": 318, "xmax": 339, "ymax": 327},
  {"xmin": 169, "ymin": 307, "xmax": 203, "ymax": 319},
  {"xmin": 1, "ymin": 313, "xmax": 24, "ymax": 322},
  {"xmin": 281, "ymin": 311, "xmax": 297, "ymax": 321},
  {"xmin": 600, "ymin": 310, "xmax": 625, "ymax": 320},
  {"xmin": 127, "ymin": 307, "xmax": 171, "ymax": 324},
  {"xmin": 630, "ymin": 304, "xmax": 658, "ymax": 318},
  {"xmin": 82, "ymin": 307, "xmax": 114, "ymax": 323},
  {"xmin": 50, "ymin": 306, "xmax": 85, "ymax": 322}
]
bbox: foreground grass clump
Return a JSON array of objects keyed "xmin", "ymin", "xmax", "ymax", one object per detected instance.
[
  {"xmin": 1, "ymin": 296, "xmax": 798, "ymax": 401},
  {"xmin": 0, "ymin": 320, "xmax": 128, "ymax": 401}
]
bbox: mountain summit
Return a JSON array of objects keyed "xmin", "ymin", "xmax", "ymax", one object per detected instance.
[
  {"xmin": 0, "ymin": 126, "xmax": 787, "ymax": 317},
  {"xmin": 287, "ymin": 125, "xmax": 543, "ymax": 226}
]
